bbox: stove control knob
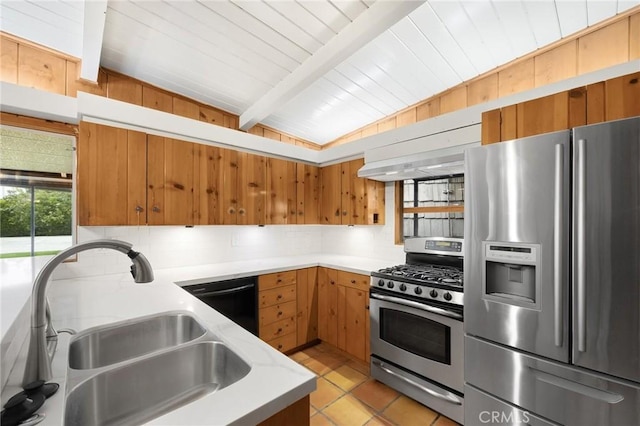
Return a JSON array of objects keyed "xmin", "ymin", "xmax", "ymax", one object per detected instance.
[
  {"xmin": 429, "ymin": 289, "xmax": 438, "ymax": 298},
  {"xmin": 377, "ymin": 279, "xmax": 385, "ymax": 287},
  {"xmin": 414, "ymin": 287, "xmax": 423, "ymax": 295},
  {"xmin": 387, "ymin": 281, "xmax": 395, "ymax": 289},
  {"xmin": 399, "ymin": 283, "xmax": 407, "ymax": 292},
  {"xmin": 443, "ymin": 292, "xmax": 453, "ymax": 301}
]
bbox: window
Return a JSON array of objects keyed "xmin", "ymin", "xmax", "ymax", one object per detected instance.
[
  {"xmin": 0, "ymin": 125, "xmax": 74, "ymax": 258},
  {"xmin": 397, "ymin": 175, "xmax": 464, "ymax": 243}
]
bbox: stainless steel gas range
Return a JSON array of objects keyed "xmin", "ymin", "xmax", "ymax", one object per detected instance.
[{"xmin": 369, "ymin": 237, "xmax": 464, "ymax": 424}]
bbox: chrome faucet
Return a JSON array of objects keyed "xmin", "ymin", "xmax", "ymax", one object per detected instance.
[{"xmin": 23, "ymin": 239, "xmax": 154, "ymax": 386}]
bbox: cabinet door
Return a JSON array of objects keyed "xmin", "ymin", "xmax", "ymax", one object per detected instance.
[
  {"xmin": 296, "ymin": 267, "xmax": 318, "ymax": 346},
  {"xmin": 296, "ymin": 163, "xmax": 319, "ymax": 224},
  {"xmin": 237, "ymin": 152, "xmax": 266, "ymax": 225},
  {"xmin": 194, "ymin": 144, "xmax": 219, "ymax": 225},
  {"xmin": 77, "ymin": 122, "xmax": 146, "ymax": 226},
  {"xmin": 147, "ymin": 136, "xmax": 195, "ymax": 225},
  {"xmin": 266, "ymin": 158, "xmax": 297, "ymax": 224},
  {"xmin": 481, "ymin": 109, "xmax": 502, "ymax": 145},
  {"xmin": 605, "ymin": 72, "xmax": 640, "ymax": 121},
  {"xmin": 366, "ymin": 179, "xmax": 385, "ymax": 225},
  {"xmin": 343, "ymin": 286, "xmax": 368, "ymax": 362},
  {"xmin": 516, "ymin": 92, "xmax": 569, "ymax": 138},
  {"xmin": 219, "ymin": 148, "xmax": 239, "ymax": 224},
  {"xmin": 342, "ymin": 159, "xmax": 367, "ymax": 225},
  {"xmin": 317, "ymin": 267, "xmax": 338, "ymax": 346},
  {"xmin": 337, "ymin": 271, "xmax": 369, "ymax": 361},
  {"xmin": 320, "ymin": 164, "xmax": 342, "ymax": 224}
]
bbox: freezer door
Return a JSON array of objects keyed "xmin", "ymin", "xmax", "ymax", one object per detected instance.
[
  {"xmin": 466, "ymin": 335, "xmax": 640, "ymax": 426},
  {"xmin": 464, "ymin": 130, "xmax": 571, "ymax": 362},
  {"xmin": 465, "ymin": 384, "xmax": 559, "ymax": 426},
  {"xmin": 572, "ymin": 116, "xmax": 640, "ymax": 382}
]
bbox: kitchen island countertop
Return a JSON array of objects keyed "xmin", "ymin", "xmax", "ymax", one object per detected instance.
[{"xmin": 1, "ymin": 254, "xmax": 392, "ymax": 425}]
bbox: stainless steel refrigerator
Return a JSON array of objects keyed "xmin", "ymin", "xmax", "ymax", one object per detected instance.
[{"xmin": 464, "ymin": 116, "xmax": 640, "ymax": 425}]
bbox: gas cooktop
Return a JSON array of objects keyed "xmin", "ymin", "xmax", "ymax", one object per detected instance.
[{"xmin": 370, "ymin": 237, "xmax": 464, "ymax": 307}]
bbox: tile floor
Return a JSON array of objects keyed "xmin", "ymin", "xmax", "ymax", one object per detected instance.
[{"xmin": 290, "ymin": 343, "xmax": 460, "ymax": 426}]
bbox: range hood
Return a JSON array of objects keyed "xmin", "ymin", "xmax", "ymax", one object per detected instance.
[{"xmin": 357, "ymin": 142, "xmax": 478, "ymax": 182}]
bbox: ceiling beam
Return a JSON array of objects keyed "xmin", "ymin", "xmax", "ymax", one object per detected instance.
[
  {"xmin": 238, "ymin": 0, "xmax": 425, "ymax": 131},
  {"xmin": 80, "ymin": 0, "xmax": 108, "ymax": 82}
]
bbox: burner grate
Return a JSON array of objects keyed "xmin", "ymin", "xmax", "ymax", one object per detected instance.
[{"xmin": 377, "ymin": 264, "xmax": 463, "ymax": 287}]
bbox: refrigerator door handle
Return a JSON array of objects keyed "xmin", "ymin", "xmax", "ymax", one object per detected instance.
[
  {"xmin": 531, "ymin": 368, "xmax": 624, "ymax": 404},
  {"xmin": 553, "ymin": 144, "xmax": 564, "ymax": 347},
  {"xmin": 576, "ymin": 138, "xmax": 587, "ymax": 352}
]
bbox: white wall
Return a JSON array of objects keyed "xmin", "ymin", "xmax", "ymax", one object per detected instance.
[
  {"xmin": 52, "ymin": 224, "xmax": 324, "ymax": 280},
  {"xmin": 52, "ymin": 183, "xmax": 404, "ymax": 280}
]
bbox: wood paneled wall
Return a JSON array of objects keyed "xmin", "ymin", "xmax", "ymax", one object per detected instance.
[
  {"xmin": 0, "ymin": 32, "xmax": 320, "ymax": 149},
  {"xmin": 2, "ymin": 7, "xmax": 638, "ymax": 151},
  {"xmin": 325, "ymin": 7, "xmax": 640, "ymax": 149},
  {"xmin": 248, "ymin": 123, "xmax": 321, "ymax": 150}
]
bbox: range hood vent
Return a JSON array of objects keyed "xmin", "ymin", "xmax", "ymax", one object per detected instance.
[{"xmin": 357, "ymin": 142, "xmax": 478, "ymax": 182}]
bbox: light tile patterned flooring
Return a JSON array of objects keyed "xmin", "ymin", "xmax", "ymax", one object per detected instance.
[{"xmin": 290, "ymin": 343, "xmax": 460, "ymax": 426}]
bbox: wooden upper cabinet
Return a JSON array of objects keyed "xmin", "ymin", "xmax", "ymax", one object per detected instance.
[
  {"xmin": 77, "ymin": 122, "xmax": 146, "ymax": 226},
  {"xmin": 320, "ymin": 163, "xmax": 342, "ymax": 224},
  {"xmin": 516, "ymin": 92, "xmax": 569, "ymax": 138},
  {"xmin": 296, "ymin": 163, "xmax": 320, "ymax": 224},
  {"xmin": 266, "ymin": 158, "xmax": 297, "ymax": 224},
  {"xmin": 481, "ymin": 109, "xmax": 502, "ymax": 145},
  {"xmin": 343, "ymin": 159, "xmax": 367, "ymax": 225},
  {"xmin": 320, "ymin": 159, "xmax": 384, "ymax": 225},
  {"xmin": 147, "ymin": 136, "xmax": 195, "ymax": 225},
  {"xmin": 482, "ymin": 71, "xmax": 639, "ymax": 144},
  {"xmin": 605, "ymin": 72, "xmax": 640, "ymax": 121},
  {"xmin": 237, "ymin": 152, "xmax": 266, "ymax": 225}
]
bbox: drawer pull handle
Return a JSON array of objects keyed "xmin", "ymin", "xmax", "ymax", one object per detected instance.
[
  {"xmin": 277, "ymin": 294, "xmax": 282, "ymax": 300},
  {"xmin": 277, "ymin": 328, "xmax": 283, "ymax": 333},
  {"xmin": 277, "ymin": 311, "xmax": 283, "ymax": 316},
  {"xmin": 278, "ymin": 344, "xmax": 283, "ymax": 349},
  {"xmin": 351, "ymin": 279, "xmax": 356, "ymax": 284}
]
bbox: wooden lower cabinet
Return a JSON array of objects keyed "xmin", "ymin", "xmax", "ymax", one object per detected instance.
[
  {"xmin": 258, "ymin": 269, "xmax": 318, "ymax": 354},
  {"xmin": 317, "ymin": 267, "xmax": 339, "ymax": 346},
  {"xmin": 257, "ymin": 267, "xmax": 374, "ymax": 361},
  {"xmin": 258, "ymin": 395, "xmax": 310, "ymax": 426},
  {"xmin": 318, "ymin": 268, "xmax": 370, "ymax": 363},
  {"xmin": 296, "ymin": 268, "xmax": 318, "ymax": 346}
]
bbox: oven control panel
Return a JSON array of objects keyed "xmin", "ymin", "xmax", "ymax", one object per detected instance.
[{"xmin": 370, "ymin": 277, "xmax": 463, "ymax": 307}]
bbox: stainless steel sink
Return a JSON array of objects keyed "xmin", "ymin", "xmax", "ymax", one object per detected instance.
[
  {"xmin": 68, "ymin": 312, "xmax": 206, "ymax": 369},
  {"xmin": 64, "ymin": 341, "xmax": 251, "ymax": 426}
]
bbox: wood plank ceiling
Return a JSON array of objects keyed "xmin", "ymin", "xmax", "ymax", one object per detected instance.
[{"xmin": 1, "ymin": 0, "xmax": 638, "ymax": 145}]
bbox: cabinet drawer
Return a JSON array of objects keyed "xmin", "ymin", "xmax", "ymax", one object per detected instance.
[
  {"xmin": 267, "ymin": 333, "xmax": 298, "ymax": 354},
  {"xmin": 338, "ymin": 270, "xmax": 369, "ymax": 291},
  {"xmin": 260, "ymin": 316, "xmax": 296, "ymax": 341},
  {"xmin": 259, "ymin": 271, "xmax": 297, "ymax": 291},
  {"xmin": 259, "ymin": 285, "xmax": 296, "ymax": 308},
  {"xmin": 260, "ymin": 301, "xmax": 297, "ymax": 326}
]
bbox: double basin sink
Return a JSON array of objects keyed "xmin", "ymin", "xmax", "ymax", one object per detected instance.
[{"xmin": 64, "ymin": 311, "xmax": 251, "ymax": 425}]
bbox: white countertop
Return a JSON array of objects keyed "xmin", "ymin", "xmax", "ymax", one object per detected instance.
[{"xmin": 1, "ymin": 254, "xmax": 392, "ymax": 425}]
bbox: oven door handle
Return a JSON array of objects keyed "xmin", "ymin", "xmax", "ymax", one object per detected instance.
[
  {"xmin": 372, "ymin": 359, "xmax": 463, "ymax": 406},
  {"xmin": 187, "ymin": 284, "xmax": 254, "ymax": 298},
  {"xmin": 370, "ymin": 293, "xmax": 463, "ymax": 320}
]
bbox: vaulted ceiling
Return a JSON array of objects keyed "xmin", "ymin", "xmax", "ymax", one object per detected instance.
[{"xmin": 1, "ymin": 0, "xmax": 638, "ymax": 145}]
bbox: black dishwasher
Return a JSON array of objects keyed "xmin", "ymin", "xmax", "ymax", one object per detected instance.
[{"xmin": 183, "ymin": 276, "xmax": 258, "ymax": 335}]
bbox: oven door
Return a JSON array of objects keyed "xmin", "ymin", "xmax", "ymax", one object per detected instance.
[{"xmin": 370, "ymin": 292, "xmax": 464, "ymax": 393}]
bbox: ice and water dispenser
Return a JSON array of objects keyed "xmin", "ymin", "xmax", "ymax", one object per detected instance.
[{"xmin": 482, "ymin": 242, "xmax": 541, "ymax": 309}]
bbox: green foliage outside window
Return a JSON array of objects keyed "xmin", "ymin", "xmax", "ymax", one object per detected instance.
[{"xmin": 0, "ymin": 188, "xmax": 72, "ymax": 237}]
